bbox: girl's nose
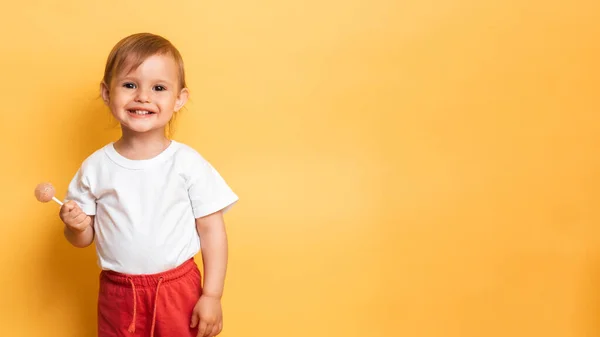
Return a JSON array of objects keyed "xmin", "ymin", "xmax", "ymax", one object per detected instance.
[{"xmin": 135, "ymin": 89, "xmax": 151, "ymax": 103}]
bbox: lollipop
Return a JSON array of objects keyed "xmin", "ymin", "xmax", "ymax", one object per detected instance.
[{"xmin": 34, "ymin": 182, "xmax": 63, "ymax": 206}]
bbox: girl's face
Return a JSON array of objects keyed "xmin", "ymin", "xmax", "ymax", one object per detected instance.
[{"xmin": 101, "ymin": 54, "xmax": 188, "ymax": 136}]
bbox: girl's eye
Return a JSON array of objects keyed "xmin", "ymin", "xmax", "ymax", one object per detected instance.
[
  {"xmin": 154, "ymin": 85, "xmax": 166, "ymax": 91},
  {"xmin": 123, "ymin": 83, "xmax": 136, "ymax": 89}
]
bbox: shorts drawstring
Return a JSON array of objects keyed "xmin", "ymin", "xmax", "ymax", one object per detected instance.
[
  {"xmin": 127, "ymin": 278, "xmax": 137, "ymax": 333},
  {"xmin": 127, "ymin": 276, "xmax": 164, "ymax": 336},
  {"xmin": 150, "ymin": 277, "xmax": 164, "ymax": 337}
]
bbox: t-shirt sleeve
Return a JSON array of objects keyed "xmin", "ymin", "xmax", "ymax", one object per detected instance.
[
  {"xmin": 65, "ymin": 167, "xmax": 97, "ymax": 215},
  {"xmin": 187, "ymin": 155, "xmax": 239, "ymax": 218}
]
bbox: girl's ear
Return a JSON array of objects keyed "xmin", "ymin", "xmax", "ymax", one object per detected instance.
[
  {"xmin": 100, "ymin": 81, "xmax": 110, "ymax": 105},
  {"xmin": 175, "ymin": 88, "xmax": 189, "ymax": 112}
]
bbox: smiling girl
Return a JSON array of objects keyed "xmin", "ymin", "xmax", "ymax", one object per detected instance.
[{"xmin": 59, "ymin": 33, "xmax": 238, "ymax": 337}]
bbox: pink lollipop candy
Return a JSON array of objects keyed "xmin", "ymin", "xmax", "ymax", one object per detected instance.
[{"xmin": 34, "ymin": 182, "xmax": 63, "ymax": 206}]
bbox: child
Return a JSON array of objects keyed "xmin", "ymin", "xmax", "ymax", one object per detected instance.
[{"xmin": 58, "ymin": 32, "xmax": 238, "ymax": 337}]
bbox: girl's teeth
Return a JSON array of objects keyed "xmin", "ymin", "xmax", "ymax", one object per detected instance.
[{"xmin": 133, "ymin": 110, "xmax": 150, "ymax": 115}]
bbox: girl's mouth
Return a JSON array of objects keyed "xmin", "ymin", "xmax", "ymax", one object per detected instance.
[{"xmin": 128, "ymin": 110, "xmax": 156, "ymax": 116}]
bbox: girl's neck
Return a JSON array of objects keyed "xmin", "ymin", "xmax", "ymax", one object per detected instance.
[{"xmin": 114, "ymin": 128, "xmax": 172, "ymax": 160}]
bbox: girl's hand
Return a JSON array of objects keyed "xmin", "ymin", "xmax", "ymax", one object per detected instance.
[
  {"xmin": 190, "ymin": 294, "xmax": 223, "ymax": 337},
  {"xmin": 60, "ymin": 200, "xmax": 92, "ymax": 233}
]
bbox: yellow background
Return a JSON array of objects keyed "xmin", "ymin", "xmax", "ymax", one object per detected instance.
[{"xmin": 0, "ymin": 0, "xmax": 599, "ymax": 336}]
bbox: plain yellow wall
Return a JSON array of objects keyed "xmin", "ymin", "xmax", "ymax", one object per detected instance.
[{"xmin": 1, "ymin": 0, "xmax": 599, "ymax": 336}]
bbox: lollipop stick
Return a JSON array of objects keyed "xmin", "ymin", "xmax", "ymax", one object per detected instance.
[{"xmin": 52, "ymin": 197, "xmax": 64, "ymax": 206}]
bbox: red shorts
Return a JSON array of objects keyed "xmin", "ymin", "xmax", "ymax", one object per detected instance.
[{"xmin": 98, "ymin": 258, "xmax": 202, "ymax": 337}]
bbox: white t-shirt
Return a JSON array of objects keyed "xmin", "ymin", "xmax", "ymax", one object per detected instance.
[{"xmin": 65, "ymin": 140, "xmax": 238, "ymax": 275}]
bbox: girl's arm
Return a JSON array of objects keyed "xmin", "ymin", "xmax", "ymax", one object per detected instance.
[
  {"xmin": 191, "ymin": 210, "xmax": 228, "ymax": 335},
  {"xmin": 63, "ymin": 220, "xmax": 94, "ymax": 248},
  {"xmin": 195, "ymin": 210, "xmax": 228, "ymax": 298}
]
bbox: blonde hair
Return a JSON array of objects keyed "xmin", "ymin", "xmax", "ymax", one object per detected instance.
[{"xmin": 102, "ymin": 33, "xmax": 188, "ymax": 136}]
